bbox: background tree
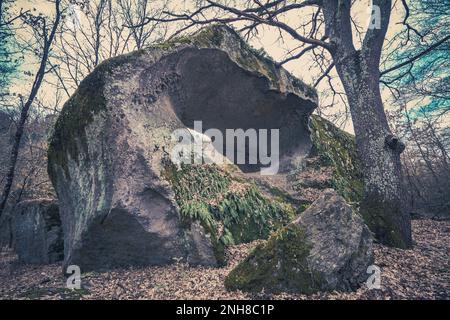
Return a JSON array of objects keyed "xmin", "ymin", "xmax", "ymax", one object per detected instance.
[
  {"xmin": 0, "ymin": 0, "xmax": 24, "ymax": 105},
  {"xmin": 49, "ymin": 0, "xmax": 169, "ymax": 97},
  {"xmin": 383, "ymin": 0, "xmax": 450, "ymax": 218},
  {"xmin": 382, "ymin": 0, "xmax": 449, "ymax": 117},
  {"xmin": 0, "ymin": 0, "xmax": 168, "ymax": 231},
  {"xmin": 0, "ymin": 0, "xmax": 62, "ymax": 218}
]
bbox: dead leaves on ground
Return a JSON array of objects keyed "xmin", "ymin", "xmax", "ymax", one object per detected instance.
[{"xmin": 0, "ymin": 220, "xmax": 448, "ymax": 300}]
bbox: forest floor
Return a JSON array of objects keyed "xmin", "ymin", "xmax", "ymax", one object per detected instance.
[{"xmin": 0, "ymin": 219, "xmax": 449, "ymax": 300}]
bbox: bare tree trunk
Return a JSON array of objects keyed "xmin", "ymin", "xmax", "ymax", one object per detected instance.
[
  {"xmin": 322, "ymin": 0, "xmax": 412, "ymax": 248},
  {"xmin": 335, "ymin": 53, "xmax": 412, "ymax": 247},
  {"xmin": 0, "ymin": 0, "xmax": 61, "ymax": 218}
]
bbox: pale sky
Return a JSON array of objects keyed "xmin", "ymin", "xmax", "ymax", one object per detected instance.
[{"xmin": 9, "ymin": 1, "xmax": 422, "ymax": 133}]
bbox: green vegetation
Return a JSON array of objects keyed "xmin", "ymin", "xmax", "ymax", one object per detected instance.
[
  {"xmin": 309, "ymin": 115, "xmax": 364, "ymax": 204},
  {"xmin": 360, "ymin": 192, "xmax": 410, "ymax": 249},
  {"xmin": 151, "ymin": 24, "xmax": 316, "ymax": 99},
  {"xmin": 48, "ymin": 66, "xmax": 107, "ymax": 181},
  {"xmin": 162, "ymin": 162, "xmax": 295, "ymax": 265},
  {"xmin": 19, "ymin": 287, "xmax": 90, "ymax": 300},
  {"xmin": 225, "ymin": 223, "xmax": 324, "ymax": 293}
]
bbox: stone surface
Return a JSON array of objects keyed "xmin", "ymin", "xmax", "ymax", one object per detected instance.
[
  {"xmin": 12, "ymin": 199, "xmax": 63, "ymax": 264},
  {"xmin": 225, "ymin": 189, "xmax": 374, "ymax": 293},
  {"xmin": 47, "ymin": 25, "xmax": 319, "ymax": 271}
]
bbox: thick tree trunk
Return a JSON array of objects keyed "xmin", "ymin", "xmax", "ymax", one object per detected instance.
[
  {"xmin": 334, "ymin": 50, "xmax": 412, "ymax": 248},
  {"xmin": 320, "ymin": 0, "xmax": 412, "ymax": 248}
]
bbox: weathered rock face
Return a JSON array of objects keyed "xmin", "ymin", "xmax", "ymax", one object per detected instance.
[
  {"xmin": 225, "ymin": 189, "xmax": 373, "ymax": 293},
  {"xmin": 12, "ymin": 199, "xmax": 63, "ymax": 264},
  {"xmin": 47, "ymin": 25, "xmax": 319, "ymax": 271}
]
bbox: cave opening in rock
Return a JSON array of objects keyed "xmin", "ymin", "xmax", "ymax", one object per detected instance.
[{"xmin": 165, "ymin": 48, "xmax": 316, "ymax": 173}]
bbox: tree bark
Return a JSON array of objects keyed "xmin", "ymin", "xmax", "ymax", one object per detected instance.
[
  {"xmin": 322, "ymin": 0, "xmax": 412, "ymax": 248},
  {"xmin": 335, "ymin": 52, "xmax": 412, "ymax": 248}
]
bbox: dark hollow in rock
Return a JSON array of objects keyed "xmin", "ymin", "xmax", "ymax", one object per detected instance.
[
  {"xmin": 12, "ymin": 199, "xmax": 63, "ymax": 264},
  {"xmin": 225, "ymin": 189, "xmax": 374, "ymax": 294},
  {"xmin": 170, "ymin": 48, "xmax": 316, "ymax": 173}
]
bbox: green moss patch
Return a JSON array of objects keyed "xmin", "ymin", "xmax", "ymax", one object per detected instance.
[
  {"xmin": 162, "ymin": 162, "xmax": 295, "ymax": 265},
  {"xmin": 309, "ymin": 115, "xmax": 364, "ymax": 204},
  {"xmin": 225, "ymin": 224, "xmax": 324, "ymax": 293}
]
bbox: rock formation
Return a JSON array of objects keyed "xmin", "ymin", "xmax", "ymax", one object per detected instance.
[
  {"xmin": 225, "ymin": 189, "xmax": 373, "ymax": 293},
  {"xmin": 12, "ymin": 199, "xmax": 63, "ymax": 264},
  {"xmin": 47, "ymin": 25, "xmax": 364, "ymax": 272}
]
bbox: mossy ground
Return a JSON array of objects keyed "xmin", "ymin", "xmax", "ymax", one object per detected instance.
[
  {"xmin": 224, "ymin": 224, "xmax": 324, "ymax": 293},
  {"xmin": 162, "ymin": 162, "xmax": 296, "ymax": 265}
]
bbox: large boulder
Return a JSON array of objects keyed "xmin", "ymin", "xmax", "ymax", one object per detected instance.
[
  {"xmin": 225, "ymin": 189, "xmax": 373, "ymax": 293},
  {"xmin": 47, "ymin": 25, "xmax": 320, "ymax": 271},
  {"xmin": 12, "ymin": 199, "xmax": 63, "ymax": 264}
]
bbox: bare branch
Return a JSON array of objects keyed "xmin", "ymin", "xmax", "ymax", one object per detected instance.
[{"xmin": 381, "ymin": 34, "xmax": 450, "ymax": 76}]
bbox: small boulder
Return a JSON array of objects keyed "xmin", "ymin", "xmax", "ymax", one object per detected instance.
[
  {"xmin": 13, "ymin": 199, "xmax": 63, "ymax": 264},
  {"xmin": 225, "ymin": 189, "xmax": 373, "ymax": 293}
]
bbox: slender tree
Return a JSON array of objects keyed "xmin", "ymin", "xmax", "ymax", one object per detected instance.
[{"xmin": 0, "ymin": 0, "xmax": 62, "ymax": 218}]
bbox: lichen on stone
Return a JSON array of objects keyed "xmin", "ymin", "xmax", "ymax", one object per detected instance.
[
  {"xmin": 360, "ymin": 191, "xmax": 410, "ymax": 249},
  {"xmin": 225, "ymin": 189, "xmax": 374, "ymax": 294},
  {"xmin": 47, "ymin": 52, "xmax": 145, "ymax": 183}
]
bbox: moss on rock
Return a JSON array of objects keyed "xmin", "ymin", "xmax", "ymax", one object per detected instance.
[
  {"xmin": 151, "ymin": 24, "xmax": 317, "ymax": 102},
  {"xmin": 225, "ymin": 189, "xmax": 374, "ymax": 294},
  {"xmin": 224, "ymin": 224, "xmax": 324, "ymax": 293},
  {"xmin": 308, "ymin": 115, "xmax": 364, "ymax": 204},
  {"xmin": 162, "ymin": 162, "xmax": 296, "ymax": 265},
  {"xmin": 48, "ymin": 68, "xmax": 106, "ymax": 181},
  {"xmin": 360, "ymin": 192, "xmax": 411, "ymax": 249},
  {"xmin": 47, "ymin": 51, "xmax": 146, "ymax": 183}
]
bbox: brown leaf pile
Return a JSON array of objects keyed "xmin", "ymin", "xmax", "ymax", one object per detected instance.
[{"xmin": 0, "ymin": 219, "xmax": 448, "ymax": 300}]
